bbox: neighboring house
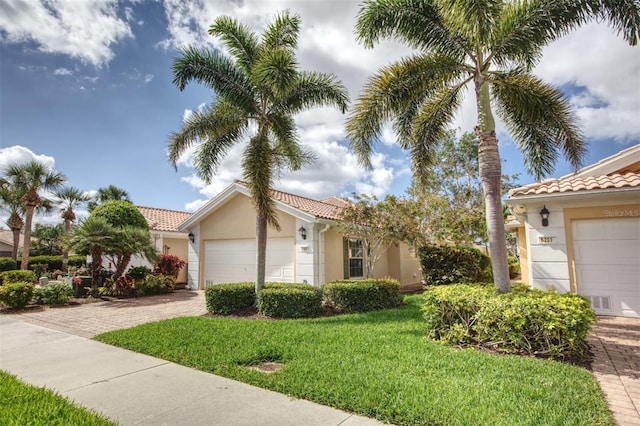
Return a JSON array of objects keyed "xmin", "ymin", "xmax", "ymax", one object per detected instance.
[
  {"xmin": 129, "ymin": 206, "xmax": 192, "ymax": 285},
  {"xmin": 505, "ymin": 144, "xmax": 640, "ymax": 317},
  {"xmin": 178, "ymin": 181, "xmax": 422, "ymax": 290},
  {"xmin": 0, "ymin": 230, "xmax": 16, "ymax": 258}
]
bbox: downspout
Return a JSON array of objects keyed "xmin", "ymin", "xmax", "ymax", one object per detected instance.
[{"xmin": 317, "ymin": 223, "xmax": 331, "ymax": 286}]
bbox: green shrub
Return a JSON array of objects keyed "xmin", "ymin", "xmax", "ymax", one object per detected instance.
[
  {"xmin": 322, "ymin": 278, "xmax": 402, "ymax": 313},
  {"xmin": 205, "ymin": 282, "xmax": 255, "ymax": 314},
  {"xmin": 508, "ymin": 256, "xmax": 521, "ymax": 278},
  {"xmin": 26, "ymin": 255, "xmax": 85, "ymax": 272},
  {"xmin": 128, "ymin": 266, "xmax": 151, "ymax": 280},
  {"xmin": 422, "ymin": 284, "xmax": 596, "ymax": 358},
  {"xmin": 34, "ymin": 283, "xmax": 73, "ymax": 305},
  {"xmin": 0, "ymin": 282, "xmax": 35, "ymax": 309},
  {"xmin": 0, "ymin": 270, "xmax": 37, "ymax": 285},
  {"xmin": 418, "ymin": 245, "xmax": 492, "ymax": 286},
  {"xmin": 0, "ymin": 257, "xmax": 18, "ymax": 272},
  {"xmin": 258, "ymin": 286, "xmax": 323, "ymax": 318}
]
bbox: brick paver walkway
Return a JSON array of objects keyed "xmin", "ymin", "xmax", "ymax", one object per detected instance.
[
  {"xmin": 589, "ymin": 316, "xmax": 640, "ymax": 426},
  {"xmin": 10, "ymin": 290, "xmax": 206, "ymax": 338}
]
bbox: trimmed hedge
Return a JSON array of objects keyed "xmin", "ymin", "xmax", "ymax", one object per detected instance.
[
  {"xmin": 0, "ymin": 270, "xmax": 37, "ymax": 285},
  {"xmin": 34, "ymin": 283, "xmax": 73, "ymax": 305},
  {"xmin": 322, "ymin": 278, "xmax": 402, "ymax": 313},
  {"xmin": 205, "ymin": 282, "xmax": 255, "ymax": 314},
  {"xmin": 258, "ymin": 286, "xmax": 323, "ymax": 318},
  {"xmin": 422, "ymin": 284, "xmax": 596, "ymax": 358},
  {"xmin": 418, "ymin": 245, "xmax": 492, "ymax": 286},
  {"xmin": 0, "ymin": 282, "xmax": 35, "ymax": 309},
  {"xmin": 0, "ymin": 257, "xmax": 18, "ymax": 272},
  {"xmin": 27, "ymin": 255, "xmax": 85, "ymax": 272}
]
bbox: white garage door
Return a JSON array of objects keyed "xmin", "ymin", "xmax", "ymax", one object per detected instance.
[
  {"xmin": 204, "ymin": 238, "xmax": 294, "ymax": 286},
  {"xmin": 572, "ymin": 217, "xmax": 640, "ymax": 317}
]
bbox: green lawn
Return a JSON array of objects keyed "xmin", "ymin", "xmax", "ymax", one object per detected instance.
[
  {"xmin": 95, "ymin": 295, "xmax": 612, "ymax": 426},
  {"xmin": 0, "ymin": 370, "xmax": 116, "ymax": 426}
]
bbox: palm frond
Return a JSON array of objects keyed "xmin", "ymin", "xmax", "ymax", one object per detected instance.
[
  {"xmin": 168, "ymin": 102, "xmax": 247, "ymax": 171},
  {"xmin": 355, "ymin": 0, "xmax": 470, "ymax": 60},
  {"xmin": 172, "ymin": 46, "xmax": 255, "ymax": 111},
  {"xmin": 252, "ymin": 47, "xmax": 298, "ymax": 97},
  {"xmin": 586, "ymin": 0, "xmax": 640, "ymax": 45},
  {"xmin": 278, "ymin": 71, "xmax": 350, "ymax": 115},
  {"xmin": 242, "ymin": 133, "xmax": 279, "ymax": 230},
  {"xmin": 437, "ymin": 0, "xmax": 501, "ymax": 44},
  {"xmin": 209, "ymin": 16, "xmax": 259, "ymax": 73},
  {"xmin": 262, "ymin": 10, "xmax": 300, "ymax": 50},
  {"xmin": 346, "ymin": 53, "xmax": 467, "ymax": 168},
  {"xmin": 491, "ymin": 71, "xmax": 586, "ymax": 179},
  {"xmin": 270, "ymin": 113, "xmax": 316, "ymax": 172}
]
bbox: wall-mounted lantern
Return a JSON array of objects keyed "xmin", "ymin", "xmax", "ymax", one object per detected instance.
[
  {"xmin": 540, "ymin": 206, "xmax": 550, "ymax": 227},
  {"xmin": 298, "ymin": 226, "xmax": 307, "ymax": 240},
  {"xmin": 188, "ymin": 232, "xmax": 195, "ymax": 243}
]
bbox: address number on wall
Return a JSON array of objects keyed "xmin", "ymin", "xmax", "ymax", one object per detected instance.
[{"xmin": 538, "ymin": 236, "xmax": 554, "ymax": 243}]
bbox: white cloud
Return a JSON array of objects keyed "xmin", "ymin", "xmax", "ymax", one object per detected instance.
[
  {"xmin": 0, "ymin": 145, "xmax": 56, "ymax": 171},
  {"xmin": 53, "ymin": 67, "xmax": 72, "ymax": 76},
  {"xmin": 0, "ymin": 0, "xmax": 133, "ymax": 67},
  {"xmin": 144, "ymin": 73, "xmax": 154, "ymax": 83}
]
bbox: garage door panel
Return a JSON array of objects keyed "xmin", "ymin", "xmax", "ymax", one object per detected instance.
[
  {"xmin": 204, "ymin": 238, "xmax": 294, "ymax": 286},
  {"xmin": 572, "ymin": 218, "xmax": 640, "ymax": 317}
]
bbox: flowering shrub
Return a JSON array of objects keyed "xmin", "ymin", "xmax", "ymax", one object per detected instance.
[
  {"xmin": 153, "ymin": 254, "xmax": 186, "ymax": 277},
  {"xmin": 101, "ymin": 274, "xmax": 135, "ymax": 297}
]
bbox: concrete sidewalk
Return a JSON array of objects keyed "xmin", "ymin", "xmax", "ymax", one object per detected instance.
[{"xmin": 0, "ymin": 316, "xmax": 384, "ymax": 426}]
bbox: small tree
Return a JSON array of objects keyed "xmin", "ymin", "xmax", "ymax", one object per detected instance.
[
  {"xmin": 30, "ymin": 224, "xmax": 63, "ymax": 256},
  {"xmin": 69, "ymin": 217, "xmax": 115, "ymax": 296},
  {"xmin": 337, "ymin": 194, "xmax": 404, "ymax": 278}
]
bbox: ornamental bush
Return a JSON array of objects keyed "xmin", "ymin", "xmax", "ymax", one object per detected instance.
[
  {"xmin": 135, "ymin": 274, "xmax": 174, "ymax": 296},
  {"xmin": 0, "ymin": 270, "xmax": 37, "ymax": 285},
  {"xmin": 27, "ymin": 255, "xmax": 85, "ymax": 272},
  {"xmin": 205, "ymin": 282, "xmax": 255, "ymax": 314},
  {"xmin": 322, "ymin": 278, "xmax": 402, "ymax": 313},
  {"xmin": 257, "ymin": 286, "xmax": 323, "ymax": 318},
  {"xmin": 0, "ymin": 282, "xmax": 35, "ymax": 309},
  {"xmin": 422, "ymin": 284, "xmax": 596, "ymax": 358},
  {"xmin": 153, "ymin": 254, "xmax": 186, "ymax": 277},
  {"xmin": 418, "ymin": 245, "xmax": 492, "ymax": 286},
  {"xmin": 34, "ymin": 283, "xmax": 73, "ymax": 305},
  {"xmin": 128, "ymin": 266, "xmax": 151, "ymax": 280},
  {"xmin": 0, "ymin": 257, "xmax": 18, "ymax": 272}
]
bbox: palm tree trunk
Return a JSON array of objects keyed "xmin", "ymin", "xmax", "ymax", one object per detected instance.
[
  {"xmin": 20, "ymin": 206, "xmax": 34, "ymax": 270},
  {"xmin": 475, "ymin": 82, "xmax": 510, "ymax": 293},
  {"xmin": 62, "ymin": 218, "xmax": 71, "ymax": 272},
  {"xmin": 91, "ymin": 248, "xmax": 102, "ymax": 297},
  {"xmin": 255, "ymin": 214, "xmax": 267, "ymax": 294},
  {"xmin": 11, "ymin": 228, "xmax": 20, "ymax": 261},
  {"xmin": 114, "ymin": 252, "xmax": 131, "ymax": 278}
]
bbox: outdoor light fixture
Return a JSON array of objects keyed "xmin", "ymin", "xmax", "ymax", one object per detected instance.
[
  {"xmin": 540, "ymin": 206, "xmax": 550, "ymax": 227},
  {"xmin": 188, "ymin": 232, "xmax": 195, "ymax": 243},
  {"xmin": 298, "ymin": 226, "xmax": 307, "ymax": 240}
]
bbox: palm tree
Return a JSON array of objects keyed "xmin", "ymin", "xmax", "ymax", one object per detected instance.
[
  {"xmin": 56, "ymin": 186, "xmax": 90, "ymax": 271},
  {"xmin": 169, "ymin": 11, "xmax": 349, "ymax": 292},
  {"xmin": 105, "ymin": 226, "xmax": 158, "ymax": 279},
  {"xmin": 87, "ymin": 185, "xmax": 131, "ymax": 212},
  {"xmin": 3, "ymin": 161, "xmax": 66, "ymax": 269},
  {"xmin": 69, "ymin": 216, "xmax": 115, "ymax": 297},
  {"xmin": 346, "ymin": 0, "xmax": 639, "ymax": 293},
  {"xmin": 0, "ymin": 183, "xmax": 25, "ymax": 261}
]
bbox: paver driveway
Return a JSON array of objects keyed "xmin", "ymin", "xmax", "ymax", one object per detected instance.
[{"xmin": 10, "ymin": 290, "xmax": 206, "ymax": 338}]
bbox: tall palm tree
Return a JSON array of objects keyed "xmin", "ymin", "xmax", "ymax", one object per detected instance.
[
  {"xmin": 3, "ymin": 162, "xmax": 66, "ymax": 269},
  {"xmin": 56, "ymin": 186, "xmax": 90, "ymax": 271},
  {"xmin": 69, "ymin": 216, "xmax": 115, "ymax": 296},
  {"xmin": 347, "ymin": 0, "xmax": 639, "ymax": 293},
  {"xmin": 87, "ymin": 185, "xmax": 131, "ymax": 212},
  {"xmin": 169, "ymin": 11, "xmax": 349, "ymax": 292}
]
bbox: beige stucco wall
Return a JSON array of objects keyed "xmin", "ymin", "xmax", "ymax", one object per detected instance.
[
  {"xmin": 164, "ymin": 237, "xmax": 188, "ymax": 284},
  {"xmin": 199, "ymin": 193, "xmax": 295, "ymax": 240},
  {"xmin": 324, "ymin": 229, "xmax": 345, "ymax": 283}
]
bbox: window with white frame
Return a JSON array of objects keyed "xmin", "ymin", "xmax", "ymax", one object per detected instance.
[{"xmin": 348, "ymin": 238, "xmax": 364, "ymax": 278}]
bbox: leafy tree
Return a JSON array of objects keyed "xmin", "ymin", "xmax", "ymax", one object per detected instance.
[
  {"xmin": 337, "ymin": 194, "xmax": 405, "ymax": 278},
  {"xmin": 55, "ymin": 186, "xmax": 90, "ymax": 271},
  {"xmin": 30, "ymin": 224, "xmax": 63, "ymax": 256},
  {"xmin": 87, "ymin": 185, "xmax": 131, "ymax": 212},
  {"xmin": 69, "ymin": 217, "xmax": 115, "ymax": 295},
  {"xmin": 168, "ymin": 11, "xmax": 349, "ymax": 293},
  {"xmin": 346, "ymin": 0, "xmax": 639, "ymax": 292},
  {"xmin": 90, "ymin": 200, "xmax": 155, "ymax": 278},
  {"xmin": 1, "ymin": 161, "xmax": 65, "ymax": 269}
]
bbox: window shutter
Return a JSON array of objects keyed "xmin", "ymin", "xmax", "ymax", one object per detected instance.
[{"xmin": 342, "ymin": 237, "xmax": 350, "ymax": 279}]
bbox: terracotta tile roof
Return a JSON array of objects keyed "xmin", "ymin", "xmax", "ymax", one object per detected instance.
[
  {"xmin": 136, "ymin": 206, "xmax": 192, "ymax": 232},
  {"xmin": 509, "ymin": 170, "xmax": 640, "ymax": 197},
  {"xmin": 235, "ymin": 181, "xmax": 345, "ymax": 220}
]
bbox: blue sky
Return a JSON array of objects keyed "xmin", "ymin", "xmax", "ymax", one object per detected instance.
[{"xmin": 1, "ymin": 0, "xmax": 638, "ymax": 226}]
